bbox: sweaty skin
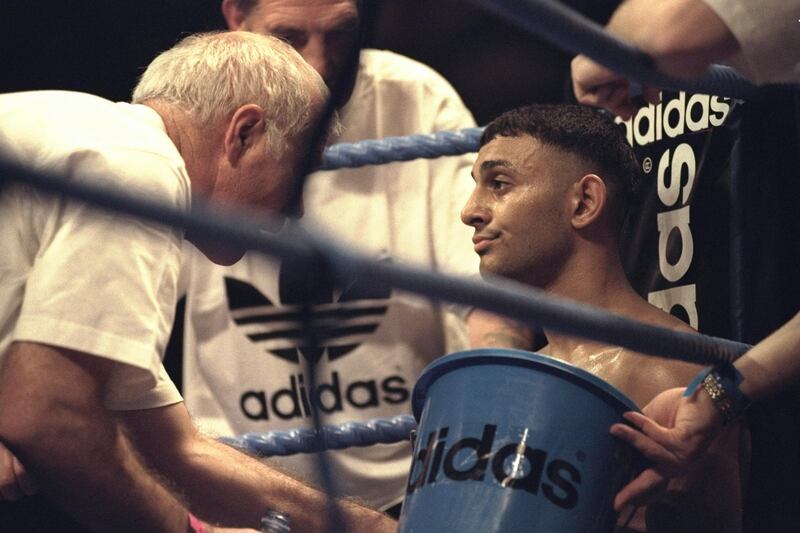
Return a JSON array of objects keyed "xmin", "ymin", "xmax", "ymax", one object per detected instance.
[{"xmin": 541, "ymin": 308, "xmax": 699, "ymax": 409}]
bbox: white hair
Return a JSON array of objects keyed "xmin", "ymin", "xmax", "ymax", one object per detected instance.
[{"xmin": 132, "ymin": 31, "xmax": 329, "ymax": 156}]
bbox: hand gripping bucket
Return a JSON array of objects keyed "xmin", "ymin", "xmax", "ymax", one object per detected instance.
[{"xmin": 398, "ymin": 349, "xmax": 643, "ymax": 532}]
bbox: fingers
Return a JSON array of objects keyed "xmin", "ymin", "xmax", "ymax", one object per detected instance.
[
  {"xmin": 610, "ymin": 412, "xmax": 690, "ymax": 478},
  {"xmin": 621, "ymin": 411, "xmax": 673, "ymax": 444},
  {"xmin": 571, "ymin": 55, "xmax": 624, "ymax": 104},
  {"xmin": 642, "ymin": 85, "xmax": 662, "ymax": 106},
  {"xmin": 614, "ymin": 468, "xmax": 668, "ymax": 511},
  {"xmin": 13, "ymin": 455, "xmax": 37, "ymax": 496},
  {"xmin": 0, "ymin": 444, "xmax": 36, "ymax": 501},
  {"xmin": 604, "ymin": 84, "xmax": 634, "ymax": 116},
  {"xmin": 609, "ymin": 422, "xmax": 678, "ymax": 469},
  {"xmin": 0, "ymin": 449, "xmax": 20, "ymax": 501},
  {"xmin": 571, "ymin": 54, "xmax": 636, "ymax": 117},
  {"xmin": 571, "ymin": 54, "xmax": 665, "ymax": 119},
  {"xmin": 624, "ymin": 410, "xmax": 659, "ymax": 428}
]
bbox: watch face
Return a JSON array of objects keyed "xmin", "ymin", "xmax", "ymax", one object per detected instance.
[{"xmin": 261, "ymin": 510, "xmax": 292, "ymax": 533}]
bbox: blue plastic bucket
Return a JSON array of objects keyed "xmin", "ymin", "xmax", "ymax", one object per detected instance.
[{"xmin": 398, "ymin": 349, "xmax": 643, "ymax": 532}]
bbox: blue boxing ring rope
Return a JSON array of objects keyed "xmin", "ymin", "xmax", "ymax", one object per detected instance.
[
  {"xmin": 0, "ymin": 148, "xmax": 751, "ymax": 456},
  {"xmin": 319, "ymin": 128, "xmax": 484, "ymax": 170},
  {"xmin": 0, "ymin": 158, "xmax": 751, "ymax": 365}
]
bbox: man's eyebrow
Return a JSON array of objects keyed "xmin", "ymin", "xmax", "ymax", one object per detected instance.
[
  {"xmin": 472, "ymin": 158, "xmax": 514, "ymax": 181},
  {"xmin": 268, "ymin": 25, "xmax": 302, "ymax": 34},
  {"xmin": 480, "ymin": 159, "xmax": 514, "ymax": 172},
  {"xmin": 331, "ymin": 17, "xmax": 360, "ymax": 31}
]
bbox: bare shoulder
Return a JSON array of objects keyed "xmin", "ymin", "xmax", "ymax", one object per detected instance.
[
  {"xmin": 636, "ymin": 300, "xmax": 696, "ymax": 333},
  {"xmin": 618, "ymin": 302, "xmax": 702, "ymax": 404}
]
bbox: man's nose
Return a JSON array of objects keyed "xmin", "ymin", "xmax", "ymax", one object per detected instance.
[{"xmin": 461, "ymin": 191, "xmax": 489, "ymax": 228}]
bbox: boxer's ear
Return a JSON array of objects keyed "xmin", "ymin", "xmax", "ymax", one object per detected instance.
[
  {"xmin": 570, "ymin": 174, "xmax": 607, "ymax": 230},
  {"xmin": 223, "ymin": 104, "xmax": 265, "ymax": 165}
]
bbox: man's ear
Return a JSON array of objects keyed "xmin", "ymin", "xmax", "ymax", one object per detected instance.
[
  {"xmin": 570, "ymin": 174, "xmax": 607, "ymax": 229},
  {"xmin": 221, "ymin": 0, "xmax": 249, "ymax": 30},
  {"xmin": 223, "ymin": 104, "xmax": 266, "ymax": 166}
]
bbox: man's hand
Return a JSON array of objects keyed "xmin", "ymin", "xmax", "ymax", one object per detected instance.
[
  {"xmin": 571, "ymin": 55, "xmax": 662, "ymax": 120},
  {"xmin": 571, "ymin": 0, "xmax": 740, "ymax": 118},
  {"xmin": 0, "ymin": 440, "xmax": 37, "ymax": 501},
  {"xmin": 609, "ymin": 386, "xmax": 725, "ymax": 510}
]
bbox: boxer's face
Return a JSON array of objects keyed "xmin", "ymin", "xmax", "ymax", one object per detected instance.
[
  {"xmin": 235, "ymin": 0, "xmax": 360, "ymax": 107},
  {"xmin": 462, "ymin": 135, "xmax": 574, "ymax": 288}
]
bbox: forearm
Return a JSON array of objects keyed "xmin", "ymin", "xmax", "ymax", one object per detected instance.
[
  {"xmin": 166, "ymin": 435, "xmax": 391, "ymax": 531},
  {"xmin": 0, "ymin": 342, "xmax": 192, "ymax": 532},
  {"xmin": 607, "ymin": 0, "xmax": 739, "ymax": 77},
  {"xmin": 28, "ymin": 426, "xmax": 190, "ymax": 533},
  {"xmin": 122, "ymin": 404, "xmax": 394, "ymax": 532},
  {"xmin": 735, "ymin": 311, "xmax": 800, "ymax": 401}
]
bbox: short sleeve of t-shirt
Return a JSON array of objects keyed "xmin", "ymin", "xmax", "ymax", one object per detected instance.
[
  {"xmin": 13, "ymin": 147, "xmax": 187, "ymax": 408},
  {"xmin": 702, "ymin": 0, "xmax": 800, "ymax": 84}
]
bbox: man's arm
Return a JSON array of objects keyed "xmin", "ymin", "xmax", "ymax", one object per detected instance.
[
  {"xmin": 0, "ymin": 341, "xmax": 197, "ymax": 532},
  {"xmin": 119, "ymin": 403, "xmax": 396, "ymax": 532},
  {"xmin": 467, "ymin": 309, "xmax": 535, "ymax": 350},
  {"xmin": 634, "ymin": 389, "xmax": 743, "ymax": 533},
  {"xmin": 612, "ymin": 311, "xmax": 800, "ymax": 508},
  {"xmin": 734, "ymin": 311, "xmax": 800, "ymax": 402},
  {"xmin": 571, "ymin": 0, "xmax": 739, "ymax": 118}
]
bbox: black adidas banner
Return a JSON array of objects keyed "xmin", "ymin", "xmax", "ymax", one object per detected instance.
[
  {"xmin": 616, "ymin": 87, "xmax": 800, "ymax": 533},
  {"xmin": 618, "ymin": 91, "xmax": 736, "ymax": 340}
]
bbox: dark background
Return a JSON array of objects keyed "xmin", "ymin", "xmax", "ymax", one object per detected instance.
[{"xmin": 0, "ymin": 0, "xmax": 617, "ymax": 125}]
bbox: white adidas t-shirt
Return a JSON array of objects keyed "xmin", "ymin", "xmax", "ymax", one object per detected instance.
[{"xmin": 181, "ymin": 50, "xmax": 479, "ymax": 509}]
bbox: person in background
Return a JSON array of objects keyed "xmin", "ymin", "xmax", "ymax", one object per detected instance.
[{"xmin": 174, "ymin": 0, "xmax": 533, "ymax": 517}]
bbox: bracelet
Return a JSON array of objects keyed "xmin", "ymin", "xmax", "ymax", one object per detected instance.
[
  {"xmin": 685, "ymin": 364, "xmax": 752, "ymax": 425},
  {"xmin": 188, "ymin": 513, "xmax": 206, "ymax": 533}
]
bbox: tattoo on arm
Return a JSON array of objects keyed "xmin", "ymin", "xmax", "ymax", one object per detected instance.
[{"xmin": 476, "ymin": 317, "xmax": 535, "ymax": 350}]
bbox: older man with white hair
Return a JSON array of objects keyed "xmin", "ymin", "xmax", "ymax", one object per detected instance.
[{"xmin": 0, "ymin": 31, "xmax": 394, "ymax": 533}]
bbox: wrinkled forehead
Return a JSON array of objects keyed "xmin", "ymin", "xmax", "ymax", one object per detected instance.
[{"xmin": 249, "ymin": 0, "xmax": 359, "ymax": 30}]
